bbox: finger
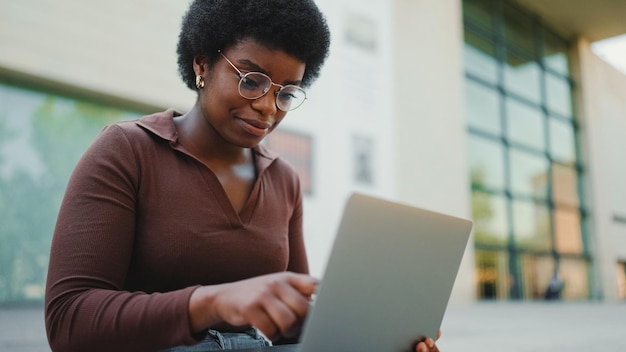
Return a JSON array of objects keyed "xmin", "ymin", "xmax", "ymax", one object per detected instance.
[
  {"xmin": 276, "ymin": 279, "xmax": 313, "ymax": 321},
  {"xmin": 284, "ymin": 272, "xmax": 318, "ymax": 297},
  {"xmin": 437, "ymin": 329, "xmax": 442, "ymax": 340},
  {"xmin": 429, "ymin": 341, "xmax": 440, "ymax": 352},
  {"xmin": 415, "ymin": 341, "xmax": 428, "ymax": 352},
  {"xmin": 260, "ymin": 294, "xmax": 300, "ymax": 338},
  {"xmin": 425, "ymin": 338, "xmax": 435, "ymax": 349},
  {"xmin": 415, "ymin": 338, "xmax": 438, "ymax": 352},
  {"xmin": 262, "ymin": 279, "xmax": 312, "ymax": 338},
  {"xmin": 247, "ymin": 306, "xmax": 281, "ymax": 342}
]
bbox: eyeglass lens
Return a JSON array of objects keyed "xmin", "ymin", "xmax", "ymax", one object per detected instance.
[{"xmin": 239, "ymin": 72, "xmax": 306, "ymax": 111}]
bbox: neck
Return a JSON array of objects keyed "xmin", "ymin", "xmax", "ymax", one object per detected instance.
[{"xmin": 174, "ymin": 104, "xmax": 251, "ymax": 167}]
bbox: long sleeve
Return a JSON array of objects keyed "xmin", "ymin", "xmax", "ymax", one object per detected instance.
[
  {"xmin": 45, "ymin": 125, "xmax": 200, "ymax": 351},
  {"xmin": 286, "ymin": 178, "xmax": 308, "ymax": 275}
]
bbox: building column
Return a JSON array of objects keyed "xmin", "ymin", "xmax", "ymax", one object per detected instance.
[
  {"xmin": 392, "ymin": 0, "xmax": 474, "ymax": 303},
  {"xmin": 575, "ymin": 38, "xmax": 626, "ymax": 302}
]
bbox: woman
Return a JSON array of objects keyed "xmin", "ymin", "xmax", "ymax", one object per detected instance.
[{"xmin": 45, "ymin": 1, "xmax": 440, "ymax": 351}]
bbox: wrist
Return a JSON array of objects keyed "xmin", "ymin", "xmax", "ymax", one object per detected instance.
[{"xmin": 188, "ymin": 285, "xmax": 222, "ymax": 333}]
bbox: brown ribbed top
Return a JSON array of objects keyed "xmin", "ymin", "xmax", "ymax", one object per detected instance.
[{"xmin": 45, "ymin": 110, "xmax": 307, "ymax": 351}]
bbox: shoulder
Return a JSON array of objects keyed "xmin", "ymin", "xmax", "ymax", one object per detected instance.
[
  {"xmin": 89, "ymin": 109, "xmax": 179, "ymax": 154},
  {"xmin": 111, "ymin": 109, "xmax": 179, "ymax": 141}
]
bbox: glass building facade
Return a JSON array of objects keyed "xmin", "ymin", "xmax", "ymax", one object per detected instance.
[
  {"xmin": 463, "ymin": 0, "xmax": 590, "ymax": 300},
  {"xmin": 0, "ymin": 79, "xmax": 142, "ymax": 303}
]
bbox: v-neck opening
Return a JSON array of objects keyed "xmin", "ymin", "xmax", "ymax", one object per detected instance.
[{"xmin": 134, "ymin": 111, "xmax": 279, "ymax": 228}]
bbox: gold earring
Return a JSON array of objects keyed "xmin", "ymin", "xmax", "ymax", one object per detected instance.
[{"xmin": 195, "ymin": 75, "xmax": 205, "ymax": 89}]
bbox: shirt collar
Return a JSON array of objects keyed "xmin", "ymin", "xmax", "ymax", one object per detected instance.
[{"xmin": 135, "ymin": 109, "xmax": 279, "ymax": 167}]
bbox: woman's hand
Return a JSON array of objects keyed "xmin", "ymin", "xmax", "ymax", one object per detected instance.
[
  {"xmin": 189, "ymin": 272, "xmax": 316, "ymax": 341},
  {"xmin": 414, "ymin": 329, "xmax": 442, "ymax": 352}
]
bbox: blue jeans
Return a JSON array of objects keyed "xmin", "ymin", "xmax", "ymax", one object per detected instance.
[{"xmin": 160, "ymin": 328, "xmax": 271, "ymax": 351}]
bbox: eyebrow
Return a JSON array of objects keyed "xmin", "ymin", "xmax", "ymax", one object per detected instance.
[{"xmin": 237, "ymin": 58, "xmax": 303, "ymax": 86}]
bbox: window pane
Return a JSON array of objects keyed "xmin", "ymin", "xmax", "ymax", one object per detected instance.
[
  {"xmin": 543, "ymin": 28, "xmax": 570, "ymax": 75},
  {"xmin": 475, "ymin": 250, "xmax": 510, "ymax": 300},
  {"xmin": 464, "ymin": 30, "xmax": 498, "ymax": 84},
  {"xmin": 503, "ymin": 3, "xmax": 536, "ymax": 56},
  {"xmin": 468, "ymin": 136, "xmax": 506, "ymax": 190},
  {"xmin": 519, "ymin": 254, "xmax": 555, "ymax": 299},
  {"xmin": 463, "ymin": 0, "xmax": 496, "ymax": 33},
  {"xmin": 472, "ymin": 191, "xmax": 508, "ymax": 246},
  {"xmin": 465, "ymin": 80, "xmax": 500, "ymax": 135},
  {"xmin": 512, "ymin": 199, "xmax": 551, "ymax": 251},
  {"xmin": 546, "ymin": 73, "xmax": 573, "ymax": 117},
  {"xmin": 554, "ymin": 207, "xmax": 583, "ymax": 254},
  {"xmin": 560, "ymin": 258, "xmax": 589, "ymax": 300},
  {"xmin": 549, "ymin": 118, "xmax": 576, "ymax": 164},
  {"xmin": 552, "ymin": 163, "xmax": 580, "ymax": 207},
  {"xmin": 509, "ymin": 148, "xmax": 549, "ymax": 199},
  {"xmin": 506, "ymin": 97, "xmax": 545, "ymax": 150},
  {"xmin": 504, "ymin": 52, "xmax": 541, "ymax": 103},
  {"xmin": 0, "ymin": 82, "xmax": 141, "ymax": 303}
]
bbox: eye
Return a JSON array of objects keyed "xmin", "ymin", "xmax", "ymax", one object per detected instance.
[
  {"xmin": 278, "ymin": 91, "xmax": 296, "ymax": 102},
  {"xmin": 279, "ymin": 86, "xmax": 305, "ymax": 101},
  {"xmin": 240, "ymin": 75, "xmax": 262, "ymax": 90}
]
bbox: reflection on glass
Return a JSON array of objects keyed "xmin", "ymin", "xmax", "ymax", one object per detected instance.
[
  {"xmin": 509, "ymin": 148, "xmax": 549, "ymax": 199},
  {"xmin": 519, "ymin": 254, "xmax": 554, "ymax": 299},
  {"xmin": 471, "ymin": 191, "xmax": 509, "ymax": 246},
  {"xmin": 468, "ymin": 137, "xmax": 506, "ymax": 191},
  {"xmin": 463, "ymin": 0, "xmax": 495, "ymax": 33},
  {"xmin": 0, "ymin": 82, "xmax": 141, "ymax": 303},
  {"xmin": 513, "ymin": 200, "xmax": 551, "ymax": 251},
  {"xmin": 554, "ymin": 206, "xmax": 583, "ymax": 254},
  {"xmin": 504, "ymin": 51, "xmax": 541, "ymax": 103},
  {"xmin": 549, "ymin": 118, "xmax": 576, "ymax": 164},
  {"xmin": 503, "ymin": 3, "xmax": 536, "ymax": 56},
  {"xmin": 465, "ymin": 80, "xmax": 500, "ymax": 135},
  {"xmin": 559, "ymin": 258, "xmax": 589, "ymax": 300},
  {"xmin": 475, "ymin": 250, "xmax": 510, "ymax": 300},
  {"xmin": 543, "ymin": 28, "xmax": 570, "ymax": 75},
  {"xmin": 546, "ymin": 73, "xmax": 573, "ymax": 117},
  {"xmin": 506, "ymin": 97, "xmax": 544, "ymax": 150},
  {"xmin": 464, "ymin": 30, "xmax": 498, "ymax": 84},
  {"xmin": 551, "ymin": 163, "xmax": 579, "ymax": 207}
]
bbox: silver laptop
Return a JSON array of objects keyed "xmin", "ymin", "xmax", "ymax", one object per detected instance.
[{"xmin": 239, "ymin": 192, "xmax": 473, "ymax": 352}]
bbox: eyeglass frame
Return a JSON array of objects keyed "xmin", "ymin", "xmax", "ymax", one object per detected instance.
[{"xmin": 217, "ymin": 50, "xmax": 307, "ymax": 112}]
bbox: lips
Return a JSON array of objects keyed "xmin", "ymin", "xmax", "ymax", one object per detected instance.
[{"xmin": 237, "ymin": 116, "xmax": 272, "ymax": 137}]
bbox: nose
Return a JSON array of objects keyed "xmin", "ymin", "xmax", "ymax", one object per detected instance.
[{"xmin": 251, "ymin": 86, "xmax": 279, "ymax": 116}]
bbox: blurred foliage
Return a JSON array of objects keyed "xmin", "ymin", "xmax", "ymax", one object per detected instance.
[
  {"xmin": 471, "ymin": 166, "xmax": 507, "ymax": 247},
  {"xmin": 0, "ymin": 84, "xmax": 140, "ymax": 303}
]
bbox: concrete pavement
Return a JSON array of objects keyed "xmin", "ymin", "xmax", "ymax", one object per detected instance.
[
  {"xmin": 2, "ymin": 302, "xmax": 625, "ymax": 351},
  {"xmin": 438, "ymin": 302, "xmax": 626, "ymax": 351}
]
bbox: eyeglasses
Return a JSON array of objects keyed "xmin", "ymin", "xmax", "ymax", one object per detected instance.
[{"xmin": 218, "ymin": 51, "xmax": 307, "ymax": 112}]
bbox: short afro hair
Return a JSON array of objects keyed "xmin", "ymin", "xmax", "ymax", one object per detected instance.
[{"xmin": 177, "ymin": 0, "xmax": 331, "ymax": 90}]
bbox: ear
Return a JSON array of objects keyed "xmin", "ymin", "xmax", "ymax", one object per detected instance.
[{"xmin": 193, "ymin": 56, "xmax": 209, "ymax": 76}]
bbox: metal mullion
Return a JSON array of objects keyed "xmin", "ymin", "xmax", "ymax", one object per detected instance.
[
  {"xmin": 468, "ymin": 125, "xmax": 501, "ymax": 141},
  {"xmin": 494, "ymin": 0, "xmax": 523, "ymax": 300},
  {"xmin": 535, "ymin": 16, "xmax": 560, "ymax": 280},
  {"xmin": 465, "ymin": 72, "xmax": 499, "ymax": 91},
  {"xmin": 508, "ymin": 139, "xmax": 545, "ymax": 158}
]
